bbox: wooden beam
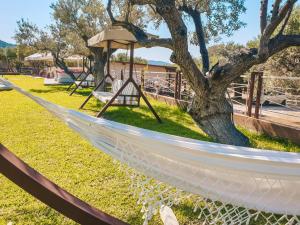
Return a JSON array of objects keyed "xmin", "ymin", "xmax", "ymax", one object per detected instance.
[
  {"xmin": 141, "ymin": 69, "xmax": 145, "ymax": 90},
  {"xmin": 0, "ymin": 144, "xmax": 128, "ymax": 225},
  {"xmin": 129, "ymin": 42, "xmax": 134, "ymax": 79},
  {"xmin": 178, "ymin": 72, "xmax": 182, "ymax": 100},
  {"xmin": 246, "ymin": 72, "xmax": 256, "ymax": 117},
  {"xmin": 107, "ymin": 41, "xmax": 111, "ymax": 76},
  {"xmin": 175, "ymin": 72, "xmax": 179, "ymax": 99},
  {"xmin": 254, "ymin": 72, "xmax": 264, "ymax": 119}
]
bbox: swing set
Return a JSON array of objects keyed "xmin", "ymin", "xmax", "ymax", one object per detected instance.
[
  {"xmin": 67, "ymin": 57, "xmax": 95, "ymax": 95},
  {"xmin": 79, "ymin": 26, "xmax": 161, "ymax": 122}
]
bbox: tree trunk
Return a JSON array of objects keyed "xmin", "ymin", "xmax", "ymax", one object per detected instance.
[
  {"xmin": 189, "ymin": 92, "xmax": 250, "ymax": 146},
  {"xmin": 93, "ymin": 53, "xmax": 106, "ymax": 91},
  {"xmin": 53, "ymin": 56, "xmax": 76, "ymax": 80}
]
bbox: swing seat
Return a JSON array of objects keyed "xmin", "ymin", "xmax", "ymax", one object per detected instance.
[
  {"xmin": 93, "ymin": 79, "xmax": 140, "ymax": 106},
  {"xmin": 93, "ymin": 91, "xmax": 115, "ymax": 102},
  {"xmin": 0, "ymin": 83, "xmax": 12, "ymax": 91},
  {"xmin": 74, "ymin": 74, "xmax": 94, "ymax": 87}
]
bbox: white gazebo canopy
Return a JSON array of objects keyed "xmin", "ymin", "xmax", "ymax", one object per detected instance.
[
  {"xmin": 88, "ymin": 26, "xmax": 141, "ymax": 49},
  {"xmin": 24, "ymin": 52, "xmax": 53, "ymax": 62},
  {"xmin": 25, "ymin": 53, "xmax": 84, "ymax": 62}
]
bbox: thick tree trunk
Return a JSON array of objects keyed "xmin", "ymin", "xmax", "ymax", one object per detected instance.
[
  {"xmin": 107, "ymin": 0, "xmax": 298, "ymax": 147},
  {"xmin": 189, "ymin": 92, "xmax": 250, "ymax": 146},
  {"xmin": 92, "ymin": 53, "xmax": 106, "ymax": 91}
]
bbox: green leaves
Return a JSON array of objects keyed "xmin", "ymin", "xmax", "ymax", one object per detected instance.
[
  {"xmin": 15, "ymin": 19, "xmax": 40, "ymax": 47},
  {"xmin": 51, "ymin": 0, "xmax": 108, "ymax": 40},
  {"xmin": 183, "ymin": 0, "xmax": 247, "ymax": 44}
]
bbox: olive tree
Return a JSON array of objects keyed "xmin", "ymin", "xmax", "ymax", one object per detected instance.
[
  {"xmin": 107, "ymin": 0, "xmax": 300, "ymax": 146},
  {"xmin": 51, "ymin": 0, "xmax": 148, "ymax": 86},
  {"xmin": 51, "ymin": 0, "xmax": 111, "ymax": 86},
  {"xmin": 15, "ymin": 19, "xmax": 76, "ymax": 79}
]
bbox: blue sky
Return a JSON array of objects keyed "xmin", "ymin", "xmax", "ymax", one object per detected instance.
[{"xmin": 0, "ymin": 0, "xmax": 261, "ymax": 62}]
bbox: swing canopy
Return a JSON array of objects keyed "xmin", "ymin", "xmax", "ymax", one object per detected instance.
[
  {"xmin": 88, "ymin": 26, "xmax": 141, "ymax": 49},
  {"xmin": 83, "ymin": 25, "xmax": 162, "ymax": 121}
]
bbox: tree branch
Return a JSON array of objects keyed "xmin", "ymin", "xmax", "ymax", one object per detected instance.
[
  {"xmin": 278, "ymin": 6, "xmax": 293, "ymax": 35},
  {"xmin": 259, "ymin": 0, "xmax": 296, "ymax": 58},
  {"xmin": 264, "ymin": 0, "xmax": 297, "ymax": 38},
  {"xmin": 271, "ymin": 0, "xmax": 282, "ymax": 20},
  {"xmin": 107, "ymin": 0, "xmax": 207, "ymax": 91},
  {"xmin": 179, "ymin": 5, "xmax": 209, "ymax": 74},
  {"xmin": 52, "ymin": 53, "xmax": 76, "ymax": 80},
  {"xmin": 211, "ymin": 34, "xmax": 300, "ymax": 85},
  {"xmin": 107, "ymin": 0, "xmax": 174, "ymax": 50},
  {"xmin": 155, "ymin": 2, "xmax": 207, "ymax": 90},
  {"xmin": 269, "ymin": 34, "xmax": 300, "ymax": 55},
  {"xmin": 124, "ymin": 1, "xmax": 132, "ymax": 22},
  {"xmin": 260, "ymin": 0, "xmax": 269, "ymax": 34}
]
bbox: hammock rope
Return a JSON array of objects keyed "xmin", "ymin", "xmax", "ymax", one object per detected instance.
[{"xmin": 1, "ymin": 78, "xmax": 300, "ymax": 225}]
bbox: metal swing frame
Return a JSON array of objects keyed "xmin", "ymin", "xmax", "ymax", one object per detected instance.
[
  {"xmin": 79, "ymin": 40, "xmax": 161, "ymax": 123},
  {"xmin": 68, "ymin": 57, "xmax": 95, "ymax": 95}
]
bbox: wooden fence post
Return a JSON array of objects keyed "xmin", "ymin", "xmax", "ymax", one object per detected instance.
[
  {"xmin": 254, "ymin": 72, "xmax": 263, "ymax": 119},
  {"xmin": 121, "ymin": 69, "xmax": 124, "ymax": 81},
  {"xmin": 141, "ymin": 69, "xmax": 144, "ymax": 90},
  {"xmin": 175, "ymin": 71, "xmax": 179, "ymax": 99},
  {"xmin": 246, "ymin": 72, "xmax": 256, "ymax": 117},
  {"xmin": 168, "ymin": 72, "xmax": 171, "ymax": 89},
  {"xmin": 178, "ymin": 72, "xmax": 182, "ymax": 100}
]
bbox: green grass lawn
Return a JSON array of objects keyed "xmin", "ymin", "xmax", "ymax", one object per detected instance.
[{"xmin": 0, "ymin": 75, "xmax": 299, "ymax": 225}]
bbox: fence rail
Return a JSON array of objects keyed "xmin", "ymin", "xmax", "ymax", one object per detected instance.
[
  {"xmin": 19, "ymin": 67, "xmax": 300, "ymax": 128},
  {"xmin": 119, "ymin": 70, "xmax": 300, "ymax": 128}
]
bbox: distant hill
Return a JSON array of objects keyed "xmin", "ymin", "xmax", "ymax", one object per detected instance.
[
  {"xmin": 148, "ymin": 60, "xmax": 173, "ymax": 67},
  {"xmin": 0, "ymin": 40, "xmax": 16, "ymax": 48}
]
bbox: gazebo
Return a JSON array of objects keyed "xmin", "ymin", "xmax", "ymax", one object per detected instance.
[
  {"xmin": 25, "ymin": 53, "xmax": 85, "ymax": 65},
  {"xmin": 24, "ymin": 52, "xmax": 53, "ymax": 62},
  {"xmin": 25, "ymin": 52, "xmax": 88, "ymax": 85}
]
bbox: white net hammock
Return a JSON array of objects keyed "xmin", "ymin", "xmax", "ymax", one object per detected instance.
[{"xmin": 2, "ymin": 78, "xmax": 300, "ymax": 225}]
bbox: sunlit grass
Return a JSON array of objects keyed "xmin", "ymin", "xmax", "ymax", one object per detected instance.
[{"xmin": 0, "ymin": 75, "xmax": 299, "ymax": 225}]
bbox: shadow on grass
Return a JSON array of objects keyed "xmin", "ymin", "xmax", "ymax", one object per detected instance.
[
  {"xmin": 172, "ymin": 202, "xmax": 201, "ymax": 222},
  {"xmin": 126, "ymin": 213, "xmax": 144, "ymax": 225},
  {"xmin": 84, "ymin": 102, "xmax": 211, "ymax": 142},
  {"xmin": 30, "ymin": 85, "xmax": 93, "ymax": 96},
  {"xmin": 72, "ymin": 88, "xmax": 94, "ymax": 97},
  {"xmin": 29, "ymin": 86, "xmax": 69, "ymax": 94},
  {"xmin": 30, "ymin": 83, "xmax": 211, "ymax": 142}
]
